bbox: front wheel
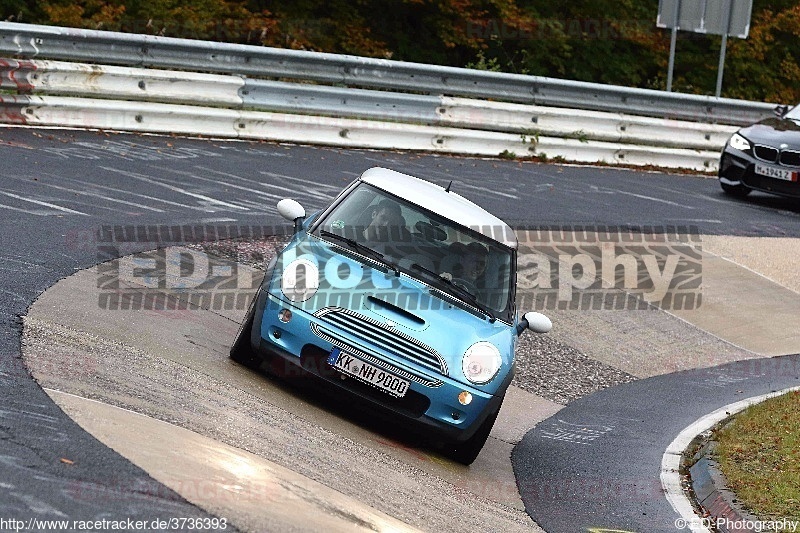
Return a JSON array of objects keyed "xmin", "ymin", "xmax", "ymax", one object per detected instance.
[
  {"xmin": 229, "ymin": 294, "xmax": 261, "ymax": 369},
  {"xmin": 720, "ymin": 180, "xmax": 751, "ymax": 198},
  {"xmin": 444, "ymin": 403, "xmax": 501, "ymax": 465}
]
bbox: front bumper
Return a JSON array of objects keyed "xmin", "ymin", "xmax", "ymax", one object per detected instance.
[
  {"xmin": 719, "ymin": 147, "xmax": 800, "ymax": 198},
  {"xmin": 254, "ymin": 293, "xmax": 510, "ymax": 443}
]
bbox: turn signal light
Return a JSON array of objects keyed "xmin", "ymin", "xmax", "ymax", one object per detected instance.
[{"xmin": 458, "ymin": 391, "xmax": 473, "ymax": 405}]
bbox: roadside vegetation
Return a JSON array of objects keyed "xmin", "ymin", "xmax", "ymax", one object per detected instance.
[
  {"xmin": 0, "ymin": 0, "xmax": 798, "ymax": 103},
  {"xmin": 715, "ymin": 390, "xmax": 800, "ymax": 518}
]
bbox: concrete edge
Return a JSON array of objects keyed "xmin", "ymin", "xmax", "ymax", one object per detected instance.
[
  {"xmin": 43, "ymin": 387, "xmax": 422, "ymax": 533},
  {"xmin": 688, "ymin": 443, "xmax": 763, "ymax": 533},
  {"xmin": 22, "ymin": 250, "xmax": 558, "ymax": 529}
]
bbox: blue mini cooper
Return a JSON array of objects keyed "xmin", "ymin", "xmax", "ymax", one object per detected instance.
[{"xmin": 230, "ymin": 167, "xmax": 551, "ymax": 464}]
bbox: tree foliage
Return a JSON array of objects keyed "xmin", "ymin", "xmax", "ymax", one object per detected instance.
[{"xmin": 1, "ymin": 0, "xmax": 797, "ymax": 103}]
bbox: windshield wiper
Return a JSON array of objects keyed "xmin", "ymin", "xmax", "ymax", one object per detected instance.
[
  {"xmin": 319, "ymin": 230, "xmax": 400, "ymax": 276},
  {"xmin": 410, "ymin": 263, "xmax": 495, "ymax": 322}
]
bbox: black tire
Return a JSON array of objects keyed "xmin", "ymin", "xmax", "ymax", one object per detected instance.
[
  {"xmin": 229, "ymin": 294, "xmax": 261, "ymax": 369},
  {"xmin": 445, "ymin": 403, "xmax": 501, "ymax": 466},
  {"xmin": 720, "ymin": 181, "xmax": 751, "ymax": 198}
]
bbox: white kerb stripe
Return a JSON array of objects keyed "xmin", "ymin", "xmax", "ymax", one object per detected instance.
[{"xmin": 661, "ymin": 386, "xmax": 800, "ymax": 532}]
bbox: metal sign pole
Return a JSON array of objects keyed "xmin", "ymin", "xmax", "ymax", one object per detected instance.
[
  {"xmin": 667, "ymin": 27, "xmax": 678, "ymax": 91},
  {"xmin": 666, "ymin": 0, "xmax": 681, "ymax": 91},
  {"xmin": 658, "ymin": 0, "xmax": 751, "ymax": 95},
  {"xmin": 715, "ymin": 0, "xmax": 734, "ymax": 97}
]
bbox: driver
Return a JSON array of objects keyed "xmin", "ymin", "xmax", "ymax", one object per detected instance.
[{"xmin": 445, "ymin": 242, "xmax": 488, "ymax": 290}]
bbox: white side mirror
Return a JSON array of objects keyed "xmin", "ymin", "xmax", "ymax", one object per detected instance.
[
  {"xmin": 521, "ymin": 311, "xmax": 552, "ymax": 334},
  {"xmin": 277, "ymin": 199, "xmax": 306, "ymax": 222}
]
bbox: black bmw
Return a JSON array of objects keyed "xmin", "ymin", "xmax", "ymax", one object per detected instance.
[{"xmin": 718, "ymin": 104, "xmax": 800, "ymax": 199}]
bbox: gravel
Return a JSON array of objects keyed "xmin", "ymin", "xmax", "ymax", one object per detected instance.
[{"xmin": 512, "ymin": 330, "xmax": 636, "ymax": 405}]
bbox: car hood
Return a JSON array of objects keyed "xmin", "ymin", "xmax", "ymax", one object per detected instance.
[
  {"xmin": 270, "ymin": 236, "xmax": 516, "ymax": 391},
  {"xmin": 739, "ymin": 117, "xmax": 800, "ymax": 147}
]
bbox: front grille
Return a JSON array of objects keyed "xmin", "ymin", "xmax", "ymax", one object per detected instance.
[
  {"xmin": 312, "ymin": 307, "xmax": 448, "ymax": 376},
  {"xmin": 754, "ymin": 144, "xmax": 779, "ymax": 162},
  {"xmin": 780, "ymin": 150, "xmax": 800, "ymax": 167}
]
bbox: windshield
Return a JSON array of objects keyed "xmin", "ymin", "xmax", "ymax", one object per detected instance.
[
  {"xmin": 786, "ymin": 105, "xmax": 800, "ymax": 121},
  {"xmin": 313, "ymin": 182, "xmax": 515, "ymax": 321}
]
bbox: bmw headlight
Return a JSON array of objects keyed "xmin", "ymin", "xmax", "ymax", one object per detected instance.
[
  {"xmin": 462, "ymin": 342, "xmax": 502, "ymax": 384},
  {"xmin": 729, "ymin": 133, "xmax": 751, "ymax": 152}
]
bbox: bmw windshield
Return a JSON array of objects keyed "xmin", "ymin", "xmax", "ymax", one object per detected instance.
[{"xmin": 312, "ymin": 183, "xmax": 515, "ymax": 322}]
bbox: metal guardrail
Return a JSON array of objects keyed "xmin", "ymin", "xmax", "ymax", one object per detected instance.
[
  {"xmin": 0, "ymin": 56, "xmax": 730, "ymax": 170},
  {"xmin": 0, "ymin": 94, "xmax": 722, "ymax": 171},
  {"xmin": 0, "ymin": 21, "xmax": 777, "ymax": 126},
  {"xmin": 0, "ymin": 58, "xmax": 737, "ymax": 152}
]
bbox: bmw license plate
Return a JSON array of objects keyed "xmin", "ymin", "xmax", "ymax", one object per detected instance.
[
  {"xmin": 755, "ymin": 164, "xmax": 799, "ymax": 182},
  {"xmin": 327, "ymin": 348, "xmax": 410, "ymax": 398}
]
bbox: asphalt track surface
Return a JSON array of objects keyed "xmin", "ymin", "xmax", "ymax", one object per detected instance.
[
  {"xmin": 2, "ymin": 127, "xmax": 800, "ymax": 530},
  {"xmin": 513, "ymin": 356, "xmax": 800, "ymax": 532}
]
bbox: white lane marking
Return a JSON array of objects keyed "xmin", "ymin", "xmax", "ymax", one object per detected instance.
[
  {"xmin": 587, "ymin": 185, "xmax": 619, "ymax": 194},
  {"xmin": 669, "ymin": 219, "xmax": 722, "ymax": 224},
  {"xmin": 362, "ymin": 156, "xmax": 426, "ymax": 168},
  {"xmin": 0, "ymin": 256, "xmax": 47, "ymax": 269},
  {"xmin": 9, "ymin": 177, "xmax": 165, "ymax": 213},
  {"xmin": 62, "ymin": 177, "xmax": 212, "ymax": 212},
  {"xmin": 199, "ymin": 218, "xmax": 237, "ymax": 223},
  {"xmin": 615, "ymin": 190, "xmax": 694, "ymax": 208},
  {"xmin": 0, "ymin": 191, "xmax": 88, "ymax": 215},
  {"xmin": 99, "ymin": 167, "xmax": 250, "ymax": 211},
  {"xmin": 258, "ymin": 171, "xmax": 336, "ymax": 201},
  {"xmin": 661, "ymin": 386, "xmax": 800, "ymax": 532},
  {"xmin": 0, "ymin": 202, "xmax": 56, "ymax": 216},
  {"xmin": 254, "ymin": 171, "xmax": 343, "ymax": 192},
  {"xmin": 231, "ymin": 199, "xmax": 278, "ymax": 213},
  {"xmin": 166, "ymin": 168, "xmax": 285, "ymax": 202},
  {"xmin": 10, "ymin": 493, "xmax": 69, "ymax": 518},
  {"xmin": 0, "ymin": 288, "xmax": 29, "ymax": 303},
  {"xmin": 646, "ymin": 183, "xmax": 735, "ymax": 206}
]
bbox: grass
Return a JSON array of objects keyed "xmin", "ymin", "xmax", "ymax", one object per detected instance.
[{"xmin": 715, "ymin": 390, "xmax": 800, "ymax": 519}]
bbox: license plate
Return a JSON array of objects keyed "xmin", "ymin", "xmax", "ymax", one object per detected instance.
[
  {"xmin": 755, "ymin": 164, "xmax": 798, "ymax": 182},
  {"xmin": 327, "ymin": 348, "xmax": 410, "ymax": 398}
]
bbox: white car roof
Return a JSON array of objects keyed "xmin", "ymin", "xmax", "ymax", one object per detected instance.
[{"xmin": 360, "ymin": 167, "xmax": 518, "ymax": 249}]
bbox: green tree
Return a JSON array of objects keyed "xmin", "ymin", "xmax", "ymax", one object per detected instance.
[
  {"xmin": 10, "ymin": 0, "xmax": 800, "ymax": 102},
  {"xmin": 1, "ymin": 0, "xmax": 43, "ymax": 23},
  {"xmin": 724, "ymin": 3, "xmax": 800, "ymax": 102}
]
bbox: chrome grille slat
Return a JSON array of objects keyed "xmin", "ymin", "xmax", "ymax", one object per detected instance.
[
  {"xmin": 323, "ymin": 314, "xmax": 441, "ymax": 366},
  {"xmin": 309, "ymin": 323, "xmax": 443, "ymax": 387},
  {"xmin": 313, "ymin": 307, "xmax": 448, "ymax": 375}
]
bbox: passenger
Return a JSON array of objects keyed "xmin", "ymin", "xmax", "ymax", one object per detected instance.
[{"xmin": 362, "ymin": 199, "xmax": 408, "ymax": 242}]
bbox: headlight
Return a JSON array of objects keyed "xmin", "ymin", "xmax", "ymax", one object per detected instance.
[
  {"xmin": 729, "ymin": 133, "xmax": 751, "ymax": 152},
  {"xmin": 462, "ymin": 342, "xmax": 502, "ymax": 384}
]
